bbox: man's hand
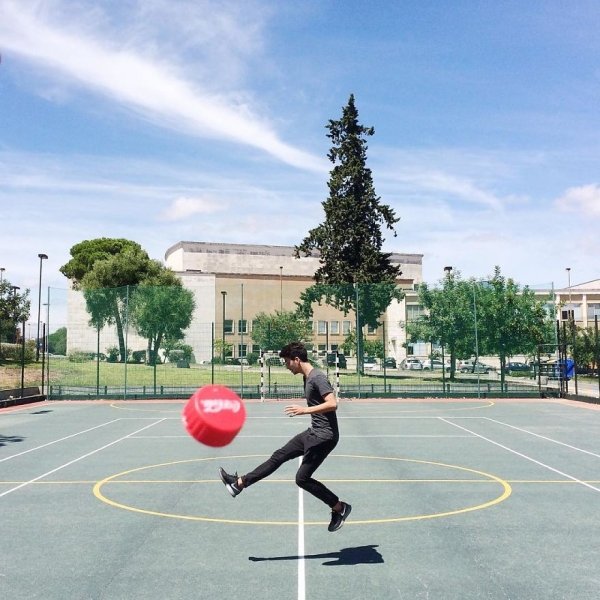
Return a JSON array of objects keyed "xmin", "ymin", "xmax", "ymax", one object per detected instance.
[{"xmin": 285, "ymin": 404, "xmax": 305, "ymax": 417}]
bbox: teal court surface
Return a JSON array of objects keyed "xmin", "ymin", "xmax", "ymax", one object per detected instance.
[{"xmin": 1, "ymin": 397, "xmax": 600, "ymax": 600}]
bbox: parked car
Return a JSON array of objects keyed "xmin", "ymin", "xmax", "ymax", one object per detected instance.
[
  {"xmin": 383, "ymin": 357, "xmax": 397, "ymax": 369},
  {"xmin": 399, "ymin": 358, "xmax": 423, "ymax": 370},
  {"xmin": 460, "ymin": 362, "xmax": 493, "ymax": 374},
  {"xmin": 326, "ymin": 352, "xmax": 347, "ymax": 369},
  {"xmin": 422, "ymin": 359, "xmax": 450, "ymax": 371},
  {"xmin": 503, "ymin": 361, "xmax": 530, "ymax": 374},
  {"xmin": 363, "ymin": 356, "xmax": 380, "ymax": 371}
]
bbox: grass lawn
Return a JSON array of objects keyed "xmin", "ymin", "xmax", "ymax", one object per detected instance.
[{"xmin": 2, "ymin": 359, "xmax": 444, "ymax": 391}]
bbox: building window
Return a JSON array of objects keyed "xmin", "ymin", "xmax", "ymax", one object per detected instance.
[
  {"xmin": 367, "ymin": 324, "xmax": 377, "ymax": 335},
  {"xmin": 238, "ymin": 319, "xmax": 248, "ymax": 334},
  {"xmin": 330, "ymin": 321, "xmax": 340, "ymax": 335},
  {"xmin": 406, "ymin": 304, "xmax": 425, "ymax": 322},
  {"xmin": 318, "ymin": 344, "xmax": 326, "ymax": 354},
  {"xmin": 587, "ymin": 304, "xmax": 600, "ymax": 320},
  {"xmin": 238, "ymin": 344, "xmax": 247, "ymax": 357},
  {"xmin": 343, "ymin": 320, "xmax": 351, "ymax": 335},
  {"xmin": 252, "ymin": 344, "xmax": 261, "ymax": 354},
  {"xmin": 561, "ymin": 305, "xmax": 581, "ymax": 320},
  {"xmin": 317, "ymin": 320, "xmax": 328, "ymax": 335},
  {"xmin": 224, "ymin": 319, "xmax": 234, "ymax": 334}
]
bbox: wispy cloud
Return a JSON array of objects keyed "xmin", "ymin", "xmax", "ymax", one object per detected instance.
[
  {"xmin": 555, "ymin": 183, "xmax": 600, "ymax": 217},
  {"xmin": 161, "ymin": 196, "xmax": 225, "ymax": 221},
  {"xmin": 0, "ymin": 1, "xmax": 324, "ymax": 172}
]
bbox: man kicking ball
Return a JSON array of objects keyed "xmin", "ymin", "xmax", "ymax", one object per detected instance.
[{"xmin": 219, "ymin": 341, "xmax": 352, "ymax": 532}]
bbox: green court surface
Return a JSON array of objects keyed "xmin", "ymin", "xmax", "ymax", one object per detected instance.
[{"xmin": 1, "ymin": 398, "xmax": 599, "ymax": 599}]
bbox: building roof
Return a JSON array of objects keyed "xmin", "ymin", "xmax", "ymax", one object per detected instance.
[{"xmin": 165, "ymin": 240, "xmax": 423, "ymax": 265}]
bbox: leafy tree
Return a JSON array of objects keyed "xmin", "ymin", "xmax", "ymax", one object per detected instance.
[
  {"xmin": 48, "ymin": 327, "xmax": 67, "ymax": 355},
  {"xmin": 406, "ymin": 271, "xmax": 476, "ymax": 379},
  {"xmin": 213, "ymin": 338, "xmax": 233, "ymax": 362},
  {"xmin": 128, "ymin": 270, "xmax": 195, "ymax": 366},
  {"xmin": 340, "ymin": 330, "xmax": 383, "ymax": 358},
  {"xmin": 60, "ymin": 239, "xmax": 161, "ymax": 361},
  {"xmin": 0, "ymin": 279, "xmax": 31, "ymax": 353},
  {"xmin": 569, "ymin": 325, "xmax": 598, "ymax": 372},
  {"xmin": 477, "ymin": 267, "xmax": 552, "ymax": 386},
  {"xmin": 251, "ymin": 310, "xmax": 312, "ymax": 352},
  {"xmin": 295, "ymin": 95, "xmax": 403, "ymax": 368}
]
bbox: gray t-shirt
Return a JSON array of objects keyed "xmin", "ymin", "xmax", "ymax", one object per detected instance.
[{"xmin": 304, "ymin": 368, "xmax": 339, "ymax": 440}]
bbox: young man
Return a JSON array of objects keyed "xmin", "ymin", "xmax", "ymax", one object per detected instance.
[{"xmin": 219, "ymin": 341, "xmax": 352, "ymax": 532}]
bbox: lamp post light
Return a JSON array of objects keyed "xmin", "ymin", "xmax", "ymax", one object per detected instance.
[
  {"xmin": 0, "ymin": 267, "xmax": 5, "ymax": 284},
  {"xmin": 221, "ymin": 291, "xmax": 227, "ymax": 363},
  {"xmin": 36, "ymin": 253, "xmax": 48, "ymax": 361}
]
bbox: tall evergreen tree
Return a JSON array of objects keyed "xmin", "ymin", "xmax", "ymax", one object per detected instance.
[{"xmin": 295, "ymin": 95, "xmax": 403, "ymax": 367}]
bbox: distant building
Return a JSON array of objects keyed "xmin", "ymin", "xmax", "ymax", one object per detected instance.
[{"xmin": 163, "ymin": 241, "xmax": 423, "ymax": 362}]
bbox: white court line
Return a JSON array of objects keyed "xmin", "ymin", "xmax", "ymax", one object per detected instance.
[
  {"xmin": 439, "ymin": 418, "xmax": 600, "ymax": 494},
  {"xmin": 0, "ymin": 419, "xmax": 123, "ymax": 463},
  {"xmin": 297, "ymin": 457, "xmax": 306, "ymax": 600},
  {"xmin": 483, "ymin": 417, "xmax": 600, "ymax": 459},
  {"xmin": 0, "ymin": 420, "xmax": 164, "ymax": 498},
  {"xmin": 131, "ymin": 434, "xmax": 473, "ymax": 439}
]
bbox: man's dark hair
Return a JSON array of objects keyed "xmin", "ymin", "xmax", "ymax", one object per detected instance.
[{"xmin": 279, "ymin": 342, "xmax": 308, "ymax": 362}]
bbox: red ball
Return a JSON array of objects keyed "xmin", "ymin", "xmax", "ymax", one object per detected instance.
[{"xmin": 182, "ymin": 385, "xmax": 246, "ymax": 447}]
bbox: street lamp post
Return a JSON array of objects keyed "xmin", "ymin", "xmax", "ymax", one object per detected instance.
[
  {"xmin": 279, "ymin": 266, "xmax": 283, "ymax": 312},
  {"xmin": 472, "ymin": 282, "xmax": 482, "ymax": 399},
  {"xmin": 10, "ymin": 286, "xmax": 20, "ymax": 342},
  {"xmin": 0, "ymin": 267, "xmax": 5, "ymax": 357},
  {"xmin": 221, "ymin": 291, "xmax": 227, "ymax": 363},
  {"xmin": 36, "ymin": 253, "xmax": 48, "ymax": 361}
]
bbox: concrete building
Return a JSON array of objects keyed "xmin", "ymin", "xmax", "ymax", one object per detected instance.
[{"xmin": 163, "ymin": 241, "xmax": 423, "ymax": 363}]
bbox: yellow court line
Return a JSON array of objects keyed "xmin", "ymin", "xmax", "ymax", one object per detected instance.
[{"xmin": 92, "ymin": 455, "xmax": 512, "ymax": 525}]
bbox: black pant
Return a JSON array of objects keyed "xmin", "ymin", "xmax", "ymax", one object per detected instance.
[{"xmin": 242, "ymin": 429, "xmax": 339, "ymax": 508}]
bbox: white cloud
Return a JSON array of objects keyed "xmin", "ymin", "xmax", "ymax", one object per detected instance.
[
  {"xmin": 555, "ymin": 183, "xmax": 600, "ymax": 217},
  {"xmin": 0, "ymin": 1, "xmax": 324, "ymax": 172},
  {"xmin": 161, "ymin": 196, "xmax": 224, "ymax": 221}
]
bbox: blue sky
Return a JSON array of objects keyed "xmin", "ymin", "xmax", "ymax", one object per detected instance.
[{"xmin": 1, "ymin": 0, "xmax": 600, "ymax": 305}]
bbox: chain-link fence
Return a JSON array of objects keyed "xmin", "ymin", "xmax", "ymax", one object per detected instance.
[{"xmin": 15, "ymin": 282, "xmax": 598, "ymax": 401}]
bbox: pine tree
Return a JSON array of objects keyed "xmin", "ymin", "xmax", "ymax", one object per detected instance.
[{"xmin": 295, "ymin": 95, "xmax": 403, "ymax": 368}]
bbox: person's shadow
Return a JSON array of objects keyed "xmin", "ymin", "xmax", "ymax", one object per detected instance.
[
  {"xmin": 249, "ymin": 544, "xmax": 384, "ymax": 566},
  {"xmin": 0, "ymin": 434, "xmax": 25, "ymax": 447}
]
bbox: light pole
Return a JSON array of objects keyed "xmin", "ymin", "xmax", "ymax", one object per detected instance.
[
  {"xmin": 36, "ymin": 253, "xmax": 48, "ymax": 361},
  {"xmin": 565, "ymin": 267, "xmax": 572, "ymax": 319},
  {"xmin": 279, "ymin": 266, "xmax": 283, "ymax": 312},
  {"xmin": 442, "ymin": 267, "xmax": 453, "ymax": 392},
  {"xmin": 221, "ymin": 291, "xmax": 227, "ymax": 363},
  {"xmin": 0, "ymin": 267, "xmax": 5, "ymax": 357},
  {"xmin": 10, "ymin": 286, "xmax": 20, "ymax": 344},
  {"xmin": 472, "ymin": 281, "xmax": 481, "ymax": 399}
]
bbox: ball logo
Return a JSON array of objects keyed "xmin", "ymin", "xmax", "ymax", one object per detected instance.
[{"xmin": 200, "ymin": 399, "xmax": 241, "ymax": 414}]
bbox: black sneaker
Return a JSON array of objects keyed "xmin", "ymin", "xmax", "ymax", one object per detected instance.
[
  {"xmin": 328, "ymin": 502, "xmax": 352, "ymax": 532},
  {"xmin": 219, "ymin": 467, "xmax": 243, "ymax": 498}
]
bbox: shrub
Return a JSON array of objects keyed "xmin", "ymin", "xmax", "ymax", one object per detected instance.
[
  {"xmin": 131, "ymin": 350, "xmax": 146, "ymax": 364},
  {"xmin": 69, "ymin": 350, "xmax": 93, "ymax": 363},
  {"xmin": 246, "ymin": 352, "xmax": 259, "ymax": 366},
  {"xmin": 1, "ymin": 341, "xmax": 35, "ymax": 363},
  {"xmin": 106, "ymin": 346, "xmax": 119, "ymax": 363}
]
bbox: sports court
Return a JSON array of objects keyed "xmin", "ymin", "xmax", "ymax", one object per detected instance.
[{"xmin": 2, "ymin": 397, "xmax": 599, "ymax": 599}]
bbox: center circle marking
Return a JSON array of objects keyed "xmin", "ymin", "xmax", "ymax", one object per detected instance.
[{"xmin": 93, "ymin": 455, "xmax": 511, "ymax": 525}]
